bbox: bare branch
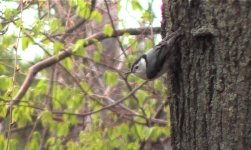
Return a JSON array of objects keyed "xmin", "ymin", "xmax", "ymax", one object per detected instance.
[
  {"xmin": 52, "ymin": 81, "xmax": 147, "ymax": 117},
  {"xmin": 60, "ymin": 0, "xmax": 97, "ymax": 41},
  {"xmin": 6, "ymin": 2, "xmax": 23, "ymax": 149},
  {"xmin": 0, "ymin": 27, "xmax": 161, "ymax": 121},
  {"xmin": 104, "ymin": 0, "xmax": 127, "ymax": 57}
]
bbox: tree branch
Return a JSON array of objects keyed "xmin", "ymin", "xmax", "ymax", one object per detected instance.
[
  {"xmin": 104, "ymin": 0, "xmax": 127, "ymax": 57},
  {"xmin": 60, "ymin": 0, "xmax": 97, "ymax": 41},
  {"xmin": 0, "ymin": 27, "xmax": 161, "ymax": 120},
  {"xmin": 53, "ymin": 81, "xmax": 147, "ymax": 118}
]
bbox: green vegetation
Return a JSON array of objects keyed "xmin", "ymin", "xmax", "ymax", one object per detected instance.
[{"xmin": 0, "ymin": 0, "xmax": 169, "ymax": 149}]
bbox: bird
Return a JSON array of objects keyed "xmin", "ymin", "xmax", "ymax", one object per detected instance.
[{"xmin": 126, "ymin": 29, "xmax": 182, "ymax": 80}]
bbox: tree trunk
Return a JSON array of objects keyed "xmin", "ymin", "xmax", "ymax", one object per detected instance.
[{"xmin": 163, "ymin": 1, "xmax": 251, "ymax": 149}]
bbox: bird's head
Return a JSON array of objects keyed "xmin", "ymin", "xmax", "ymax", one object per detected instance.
[{"xmin": 126, "ymin": 56, "xmax": 148, "ymax": 80}]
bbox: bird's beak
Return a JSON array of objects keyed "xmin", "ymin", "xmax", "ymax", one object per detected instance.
[{"xmin": 124, "ymin": 71, "xmax": 132, "ymax": 76}]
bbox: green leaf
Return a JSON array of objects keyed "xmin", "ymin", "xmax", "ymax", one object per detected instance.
[
  {"xmin": 28, "ymin": 132, "xmax": 41, "ymax": 150},
  {"xmin": 54, "ymin": 140, "xmax": 63, "ymax": 150},
  {"xmin": 131, "ymin": 0, "xmax": 142, "ymax": 11},
  {"xmin": 22, "ymin": 36, "xmax": 30, "ymax": 51},
  {"xmin": 95, "ymin": 41, "xmax": 103, "ymax": 52},
  {"xmin": 49, "ymin": 18, "xmax": 63, "ymax": 32},
  {"xmin": 107, "ymin": 123, "xmax": 128, "ymax": 140},
  {"xmin": 2, "ymin": 35, "xmax": 15, "ymax": 49},
  {"xmin": 117, "ymin": 1, "xmax": 121, "ymax": 11},
  {"xmin": 56, "ymin": 123, "xmax": 69, "ymax": 137},
  {"xmin": 12, "ymin": 106, "xmax": 33, "ymax": 127},
  {"xmin": 135, "ymin": 90, "xmax": 149, "ymax": 106},
  {"xmin": 35, "ymin": 80, "xmax": 48, "ymax": 96},
  {"xmin": 72, "ymin": 39, "xmax": 85, "ymax": 56},
  {"xmin": 165, "ymin": 126, "xmax": 171, "ymax": 138},
  {"xmin": 32, "ymin": 20, "xmax": 43, "ymax": 35},
  {"xmin": 134, "ymin": 124, "xmax": 147, "ymax": 140},
  {"xmin": 141, "ymin": 11, "xmax": 153, "ymax": 21},
  {"xmin": 78, "ymin": 8, "xmax": 91, "ymax": 18},
  {"xmin": 154, "ymin": 80, "xmax": 162, "ymax": 90},
  {"xmin": 0, "ymin": 64, "xmax": 6, "ymax": 74},
  {"xmin": 91, "ymin": 10, "xmax": 103, "ymax": 22},
  {"xmin": 93, "ymin": 51, "xmax": 101, "ymax": 63},
  {"xmin": 165, "ymin": 105, "xmax": 171, "ymax": 127},
  {"xmin": 80, "ymin": 81, "xmax": 92, "ymax": 94},
  {"xmin": 4, "ymin": 8, "xmax": 11, "ymax": 20},
  {"xmin": 0, "ymin": 75, "xmax": 12, "ymax": 91},
  {"xmin": 103, "ymin": 71, "xmax": 118, "ymax": 86},
  {"xmin": 126, "ymin": 142, "xmax": 139, "ymax": 150},
  {"xmin": 76, "ymin": 1, "xmax": 91, "ymax": 19},
  {"xmin": 0, "ymin": 105, "xmax": 7, "ymax": 118},
  {"xmin": 40, "ymin": 110, "xmax": 53, "ymax": 126},
  {"xmin": 147, "ymin": 126, "xmax": 162, "ymax": 141},
  {"xmin": 68, "ymin": 0, "xmax": 75, "ymax": 7},
  {"xmin": 46, "ymin": 137, "xmax": 56, "ymax": 147},
  {"xmin": 53, "ymin": 41, "xmax": 65, "ymax": 54},
  {"xmin": 64, "ymin": 58, "xmax": 73, "ymax": 70},
  {"xmin": 144, "ymin": 39, "xmax": 154, "ymax": 51},
  {"xmin": 92, "ymin": 40, "xmax": 103, "ymax": 63},
  {"xmin": 67, "ymin": 140, "xmax": 76, "ymax": 150},
  {"xmin": 134, "ymin": 125, "xmax": 162, "ymax": 141},
  {"xmin": 103, "ymin": 24, "xmax": 113, "ymax": 36},
  {"xmin": 64, "ymin": 115, "xmax": 78, "ymax": 125},
  {"xmin": 0, "ymin": 134, "xmax": 5, "ymax": 150},
  {"xmin": 15, "ymin": 19, "xmax": 23, "ymax": 28},
  {"xmin": 0, "ymin": 24, "xmax": 3, "ymax": 32},
  {"xmin": 52, "ymin": 86, "xmax": 65, "ymax": 109},
  {"xmin": 9, "ymin": 139, "xmax": 18, "ymax": 150},
  {"xmin": 128, "ymin": 38, "xmax": 138, "ymax": 51},
  {"xmin": 66, "ymin": 92, "xmax": 83, "ymax": 110},
  {"xmin": 126, "ymin": 55, "xmax": 136, "ymax": 65}
]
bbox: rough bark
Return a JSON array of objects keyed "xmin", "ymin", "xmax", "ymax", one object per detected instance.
[{"xmin": 164, "ymin": 1, "xmax": 251, "ymax": 149}]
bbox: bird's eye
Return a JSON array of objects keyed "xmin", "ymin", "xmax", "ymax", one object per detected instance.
[{"xmin": 135, "ymin": 66, "xmax": 139, "ymax": 70}]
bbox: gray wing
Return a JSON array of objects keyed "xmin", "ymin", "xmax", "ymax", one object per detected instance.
[{"xmin": 146, "ymin": 30, "xmax": 182, "ymax": 79}]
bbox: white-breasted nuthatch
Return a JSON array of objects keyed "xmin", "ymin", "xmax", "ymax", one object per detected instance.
[{"xmin": 126, "ymin": 29, "xmax": 182, "ymax": 80}]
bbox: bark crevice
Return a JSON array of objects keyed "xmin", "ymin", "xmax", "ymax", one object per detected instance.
[{"xmin": 166, "ymin": 1, "xmax": 251, "ymax": 149}]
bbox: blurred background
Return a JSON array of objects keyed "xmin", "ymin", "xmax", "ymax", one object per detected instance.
[{"xmin": 0, "ymin": 0, "xmax": 171, "ymax": 149}]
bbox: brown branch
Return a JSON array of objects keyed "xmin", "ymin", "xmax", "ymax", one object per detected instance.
[
  {"xmin": 6, "ymin": 2, "xmax": 23, "ymax": 149},
  {"xmin": 86, "ymin": 27, "xmax": 161, "ymax": 41},
  {"xmin": 60, "ymin": 0, "xmax": 96, "ymax": 41},
  {"xmin": 2, "ymin": 93, "xmax": 167, "ymax": 126},
  {"xmin": 153, "ymin": 97, "xmax": 170, "ymax": 119},
  {"xmin": 66, "ymin": 0, "xmax": 96, "ymax": 34},
  {"xmin": 104, "ymin": 0, "xmax": 127, "ymax": 57},
  {"xmin": 92, "ymin": 94, "xmax": 143, "ymax": 117},
  {"xmin": 26, "ymin": 33, "xmax": 143, "ymax": 122},
  {"xmin": 53, "ymin": 81, "xmax": 147, "ymax": 117},
  {"xmin": 23, "ymin": 114, "xmax": 41, "ymax": 150},
  {"xmin": 1, "ymin": 27, "xmax": 161, "ymax": 120}
]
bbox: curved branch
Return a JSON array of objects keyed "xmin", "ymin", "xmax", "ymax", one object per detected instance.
[{"xmin": 2, "ymin": 27, "xmax": 161, "ymax": 119}]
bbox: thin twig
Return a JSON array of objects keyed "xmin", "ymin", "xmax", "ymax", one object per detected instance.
[
  {"xmin": 25, "ymin": 34, "xmax": 141, "ymax": 121},
  {"xmin": 104, "ymin": 0, "xmax": 127, "ymax": 58},
  {"xmin": 89, "ymin": 81, "xmax": 147, "ymax": 116},
  {"xmin": 0, "ymin": 99, "xmax": 167, "ymax": 126},
  {"xmin": 1, "ymin": 27, "xmax": 160, "ymax": 121},
  {"xmin": 0, "ymin": 61, "xmax": 26, "ymax": 76},
  {"xmin": 24, "ymin": 33, "xmax": 142, "ymax": 122},
  {"xmin": 6, "ymin": 2, "xmax": 23, "ymax": 150},
  {"xmin": 37, "ymin": 82, "xmax": 146, "ymax": 118},
  {"xmin": 153, "ymin": 97, "xmax": 169, "ymax": 119},
  {"xmin": 60, "ymin": 0, "xmax": 96, "ymax": 41},
  {"xmin": 23, "ymin": 114, "xmax": 41, "ymax": 150},
  {"xmin": 93, "ymin": 94, "xmax": 143, "ymax": 117}
]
